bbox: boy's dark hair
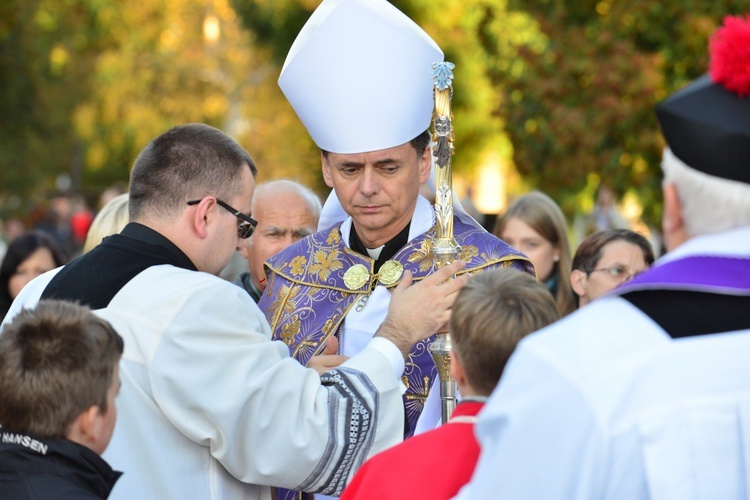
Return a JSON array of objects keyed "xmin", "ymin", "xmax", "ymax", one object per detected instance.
[
  {"xmin": 450, "ymin": 268, "xmax": 559, "ymax": 395},
  {"xmin": 0, "ymin": 300, "xmax": 123, "ymax": 437}
]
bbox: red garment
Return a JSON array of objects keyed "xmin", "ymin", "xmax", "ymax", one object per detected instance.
[{"xmin": 340, "ymin": 401, "xmax": 484, "ymax": 500}]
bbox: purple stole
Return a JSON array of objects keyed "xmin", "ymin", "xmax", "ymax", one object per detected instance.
[
  {"xmin": 616, "ymin": 255, "xmax": 750, "ymax": 296},
  {"xmin": 260, "ymin": 217, "xmax": 533, "ymax": 433}
]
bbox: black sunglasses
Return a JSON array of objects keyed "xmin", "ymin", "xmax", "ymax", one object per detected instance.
[{"xmin": 187, "ymin": 198, "xmax": 258, "ymax": 239}]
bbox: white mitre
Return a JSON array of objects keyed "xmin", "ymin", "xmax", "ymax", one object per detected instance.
[{"xmin": 278, "ymin": 0, "xmax": 443, "ymax": 154}]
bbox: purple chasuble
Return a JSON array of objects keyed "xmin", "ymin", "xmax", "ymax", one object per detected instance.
[
  {"xmin": 260, "ymin": 216, "xmax": 532, "ymax": 433},
  {"xmin": 259, "ymin": 216, "xmax": 532, "ymax": 500}
]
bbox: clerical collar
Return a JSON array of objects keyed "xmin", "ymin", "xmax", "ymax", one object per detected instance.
[{"xmin": 349, "ymin": 223, "xmax": 411, "ymax": 273}]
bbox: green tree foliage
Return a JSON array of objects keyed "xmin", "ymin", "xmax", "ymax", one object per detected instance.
[
  {"xmin": 487, "ymin": 0, "xmax": 747, "ymax": 224},
  {"xmin": 2, "ymin": 0, "xmax": 745, "ymax": 228},
  {"xmin": 0, "ymin": 0, "xmax": 327, "ymax": 221},
  {"xmin": 0, "ymin": 0, "xmax": 107, "ymax": 211}
]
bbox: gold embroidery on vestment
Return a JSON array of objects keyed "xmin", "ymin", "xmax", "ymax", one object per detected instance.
[{"xmin": 309, "ymin": 249, "xmax": 343, "ymax": 280}]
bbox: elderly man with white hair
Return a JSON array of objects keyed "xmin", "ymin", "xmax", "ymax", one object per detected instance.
[{"xmin": 236, "ymin": 179, "xmax": 321, "ymax": 303}]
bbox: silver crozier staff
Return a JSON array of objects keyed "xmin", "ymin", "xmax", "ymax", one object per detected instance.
[{"xmin": 428, "ymin": 61, "xmax": 461, "ymax": 424}]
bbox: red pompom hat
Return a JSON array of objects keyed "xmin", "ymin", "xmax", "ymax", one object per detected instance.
[{"xmin": 656, "ymin": 13, "xmax": 750, "ymax": 184}]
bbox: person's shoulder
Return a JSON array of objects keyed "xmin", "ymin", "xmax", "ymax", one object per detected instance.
[
  {"xmin": 357, "ymin": 429, "xmax": 438, "ymax": 474},
  {"xmin": 266, "ymin": 226, "xmax": 343, "ymax": 267},
  {"xmin": 517, "ymin": 296, "xmax": 670, "ymax": 383},
  {"xmin": 452, "ymin": 219, "xmax": 532, "ymax": 271},
  {"xmin": 453, "ymin": 218, "xmax": 511, "ymax": 250},
  {"xmin": 123, "ymin": 265, "xmax": 258, "ymax": 311}
]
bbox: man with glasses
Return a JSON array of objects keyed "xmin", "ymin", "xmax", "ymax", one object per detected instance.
[
  {"xmin": 3, "ymin": 122, "xmax": 470, "ymax": 499},
  {"xmin": 570, "ymin": 228, "xmax": 654, "ymax": 308}
]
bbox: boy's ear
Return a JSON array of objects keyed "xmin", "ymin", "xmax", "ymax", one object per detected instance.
[
  {"xmin": 450, "ymin": 354, "xmax": 467, "ymax": 388},
  {"xmin": 67, "ymin": 405, "xmax": 108, "ymax": 454},
  {"xmin": 67, "ymin": 406, "xmax": 99, "ymax": 447}
]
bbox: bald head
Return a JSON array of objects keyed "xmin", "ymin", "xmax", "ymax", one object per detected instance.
[{"xmin": 241, "ymin": 180, "xmax": 321, "ymax": 292}]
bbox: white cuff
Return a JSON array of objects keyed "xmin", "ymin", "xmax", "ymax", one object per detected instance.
[{"xmin": 366, "ymin": 337, "xmax": 406, "ymax": 386}]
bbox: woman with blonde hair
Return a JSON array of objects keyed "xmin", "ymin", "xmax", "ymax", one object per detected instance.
[
  {"xmin": 494, "ymin": 191, "xmax": 576, "ymax": 316},
  {"xmin": 83, "ymin": 193, "xmax": 129, "ymax": 253}
]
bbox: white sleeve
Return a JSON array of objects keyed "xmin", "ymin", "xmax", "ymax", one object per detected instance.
[
  {"xmin": 106, "ymin": 270, "xmax": 404, "ymax": 496},
  {"xmin": 456, "ymin": 340, "xmax": 607, "ymax": 499},
  {"xmin": 364, "ymin": 336, "xmax": 405, "ymax": 379}
]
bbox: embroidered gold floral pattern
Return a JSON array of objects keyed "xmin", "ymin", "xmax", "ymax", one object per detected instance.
[
  {"xmin": 407, "ymin": 238, "xmax": 434, "ymax": 272},
  {"xmin": 266, "ymin": 283, "xmax": 299, "ymax": 318},
  {"xmin": 459, "ymin": 244, "xmax": 478, "ymax": 262},
  {"xmin": 289, "ymin": 256, "xmax": 307, "ymax": 276},
  {"xmin": 309, "ymin": 249, "xmax": 344, "ymax": 281},
  {"xmin": 280, "ymin": 285, "xmax": 299, "ymax": 314},
  {"xmin": 279, "ymin": 314, "xmax": 301, "ymax": 346},
  {"xmin": 326, "ymin": 227, "xmax": 341, "ymax": 245}
]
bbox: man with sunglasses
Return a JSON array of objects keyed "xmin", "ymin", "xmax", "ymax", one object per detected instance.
[{"xmin": 3, "ymin": 122, "xmax": 470, "ymax": 499}]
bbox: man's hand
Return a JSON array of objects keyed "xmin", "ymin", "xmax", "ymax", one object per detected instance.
[
  {"xmin": 375, "ymin": 260, "xmax": 469, "ymax": 359},
  {"xmin": 308, "ymin": 336, "xmax": 348, "ymax": 375}
]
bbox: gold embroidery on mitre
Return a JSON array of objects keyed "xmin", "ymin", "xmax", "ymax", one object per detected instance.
[
  {"xmin": 378, "ymin": 260, "xmax": 404, "ymax": 286},
  {"xmin": 343, "ymin": 264, "xmax": 369, "ymax": 290}
]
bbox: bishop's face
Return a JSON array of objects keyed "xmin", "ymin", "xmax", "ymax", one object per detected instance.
[{"xmin": 322, "ymin": 141, "xmax": 431, "ymax": 248}]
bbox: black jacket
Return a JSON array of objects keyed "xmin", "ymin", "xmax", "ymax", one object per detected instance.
[{"xmin": 0, "ymin": 430, "xmax": 121, "ymax": 499}]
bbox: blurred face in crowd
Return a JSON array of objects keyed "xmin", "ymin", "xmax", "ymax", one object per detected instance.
[
  {"xmin": 8, "ymin": 247, "xmax": 58, "ymax": 299},
  {"xmin": 322, "ymin": 141, "xmax": 431, "ymax": 248},
  {"xmin": 571, "ymin": 240, "xmax": 651, "ymax": 307},
  {"xmin": 241, "ymin": 188, "xmax": 318, "ymax": 291},
  {"xmin": 500, "ymin": 216, "xmax": 559, "ymax": 282}
]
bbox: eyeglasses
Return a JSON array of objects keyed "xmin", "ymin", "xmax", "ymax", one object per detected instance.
[
  {"xmin": 588, "ymin": 265, "xmax": 640, "ymax": 282},
  {"xmin": 187, "ymin": 198, "xmax": 258, "ymax": 239}
]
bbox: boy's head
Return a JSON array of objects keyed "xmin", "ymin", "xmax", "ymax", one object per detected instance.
[
  {"xmin": 449, "ymin": 268, "xmax": 559, "ymax": 396},
  {"xmin": 0, "ymin": 300, "xmax": 123, "ymax": 454}
]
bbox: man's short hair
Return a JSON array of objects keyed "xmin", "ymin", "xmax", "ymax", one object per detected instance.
[
  {"xmin": 129, "ymin": 123, "xmax": 257, "ymax": 221},
  {"xmin": 0, "ymin": 300, "xmax": 123, "ymax": 438},
  {"xmin": 321, "ymin": 129, "xmax": 431, "ymax": 159},
  {"xmin": 450, "ymin": 268, "xmax": 559, "ymax": 395},
  {"xmin": 572, "ymin": 229, "xmax": 655, "ymax": 274}
]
